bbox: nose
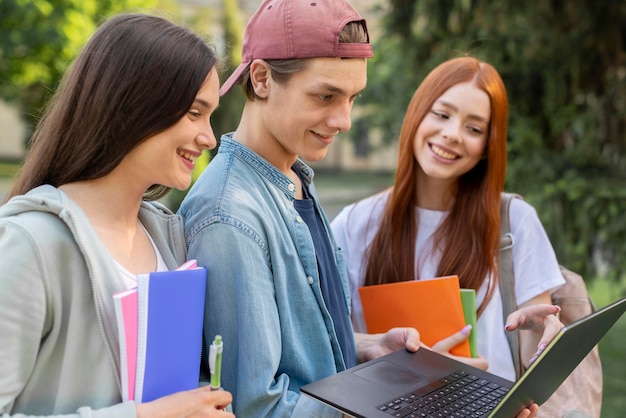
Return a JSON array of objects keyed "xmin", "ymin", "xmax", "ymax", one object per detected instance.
[
  {"xmin": 197, "ymin": 121, "xmax": 217, "ymax": 150},
  {"xmin": 442, "ymin": 120, "xmax": 462, "ymax": 143},
  {"xmin": 327, "ymin": 100, "xmax": 353, "ymax": 133}
]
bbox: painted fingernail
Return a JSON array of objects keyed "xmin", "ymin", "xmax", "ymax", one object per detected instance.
[
  {"xmin": 530, "ymin": 344, "xmax": 547, "ymax": 363},
  {"xmin": 461, "ymin": 324, "xmax": 472, "ymax": 336},
  {"xmin": 504, "ymin": 323, "xmax": 513, "ymax": 331}
]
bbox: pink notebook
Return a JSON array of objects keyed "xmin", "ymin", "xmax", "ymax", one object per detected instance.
[{"xmin": 113, "ymin": 288, "xmax": 139, "ymax": 401}]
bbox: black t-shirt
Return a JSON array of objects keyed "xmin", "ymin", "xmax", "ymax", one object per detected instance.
[{"xmin": 293, "ymin": 186, "xmax": 358, "ymax": 369}]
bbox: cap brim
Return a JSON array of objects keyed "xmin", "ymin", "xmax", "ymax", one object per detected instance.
[{"xmin": 219, "ymin": 61, "xmax": 250, "ymax": 97}]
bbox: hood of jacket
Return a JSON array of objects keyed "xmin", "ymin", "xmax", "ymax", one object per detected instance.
[{"xmin": 0, "ymin": 185, "xmax": 187, "ymax": 382}]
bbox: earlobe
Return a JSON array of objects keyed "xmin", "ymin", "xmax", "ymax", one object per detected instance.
[{"xmin": 250, "ymin": 59, "xmax": 270, "ymax": 99}]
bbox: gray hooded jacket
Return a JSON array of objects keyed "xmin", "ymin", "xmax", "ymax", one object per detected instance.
[{"xmin": 0, "ymin": 185, "xmax": 186, "ymax": 417}]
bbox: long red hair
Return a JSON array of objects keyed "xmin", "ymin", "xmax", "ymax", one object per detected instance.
[{"xmin": 363, "ymin": 57, "xmax": 508, "ymax": 315}]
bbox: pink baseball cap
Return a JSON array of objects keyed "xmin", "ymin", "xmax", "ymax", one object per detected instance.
[{"xmin": 219, "ymin": 0, "xmax": 373, "ymax": 96}]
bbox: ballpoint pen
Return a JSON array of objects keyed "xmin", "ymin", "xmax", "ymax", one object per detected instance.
[{"xmin": 209, "ymin": 334, "xmax": 223, "ymax": 391}]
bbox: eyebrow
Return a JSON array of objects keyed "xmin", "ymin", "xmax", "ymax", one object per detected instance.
[
  {"xmin": 193, "ymin": 98, "xmax": 214, "ymax": 110},
  {"xmin": 436, "ymin": 99, "xmax": 489, "ymax": 123},
  {"xmin": 314, "ymin": 83, "xmax": 365, "ymax": 98}
]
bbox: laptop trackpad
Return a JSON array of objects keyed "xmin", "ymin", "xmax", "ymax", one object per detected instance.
[{"xmin": 353, "ymin": 360, "xmax": 429, "ymax": 389}]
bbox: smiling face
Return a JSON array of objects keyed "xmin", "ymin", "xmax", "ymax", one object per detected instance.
[
  {"xmin": 413, "ymin": 81, "xmax": 491, "ymax": 190},
  {"xmin": 249, "ymin": 57, "xmax": 367, "ymax": 173},
  {"xmin": 123, "ymin": 67, "xmax": 220, "ymax": 191}
]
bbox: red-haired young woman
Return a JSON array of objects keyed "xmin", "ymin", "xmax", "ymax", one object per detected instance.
[{"xmin": 332, "ymin": 57, "xmax": 564, "ymax": 410}]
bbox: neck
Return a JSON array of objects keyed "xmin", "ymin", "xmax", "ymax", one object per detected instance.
[
  {"xmin": 415, "ymin": 169, "xmax": 457, "ymax": 211},
  {"xmin": 59, "ymin": 176, "xmax": 158, "ymax": 274},
  {"xmin": 234, "ymin": 105, "xmax": 298, "ymax": 176},
  {"xmin": 58, "ymin": 176, "xmax": 144, "ymax": 230}
]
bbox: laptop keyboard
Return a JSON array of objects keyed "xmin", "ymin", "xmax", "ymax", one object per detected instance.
[{"xmin": 377, "ymin": 370, "xmax": 509, "ymax": 418}]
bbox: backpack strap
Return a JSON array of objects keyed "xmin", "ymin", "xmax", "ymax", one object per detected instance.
[{"xmin": 499, "ymin": 192, "xmax": 524, "ymax": 379}]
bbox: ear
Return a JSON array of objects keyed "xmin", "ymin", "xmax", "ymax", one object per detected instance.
[{"xmin": 249, "ymin": 59, "xmax": 271, "ymax": 99}]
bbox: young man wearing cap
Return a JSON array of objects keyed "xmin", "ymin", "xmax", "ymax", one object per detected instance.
[{"xmin": 178, "ymin": 0, "xmax": 421, "ymax": 416}]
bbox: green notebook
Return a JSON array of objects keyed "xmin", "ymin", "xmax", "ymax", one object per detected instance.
[{"xmin": 460, "ymin": 289, "xmax": 478, "ymax": 357}]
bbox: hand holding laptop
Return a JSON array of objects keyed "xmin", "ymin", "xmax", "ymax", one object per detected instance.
[
  {"xmin": 302, "ymin": 297, "xmax": 626, "ymax": 418},
  {"xmin": 355, "ymin": 327, "xmax": 421, "ymax": 363},
  {"xmin": 354, "ymin": 327, "xmax": 539, "ymax": 417}
]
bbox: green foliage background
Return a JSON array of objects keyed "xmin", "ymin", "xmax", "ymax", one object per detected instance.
[
  {"xmin": 0, "ymin": 0, "xmax": 164, "ymax": 129},
  {"xmin": 1, "ymin": 0, "xmax": 625, "ymax": 281},
  {"xmin": 356, "ymin": 0, "xmax": 626, "ymax": 281},
  {"xmin": 0, "ymin": 0, "xmax": 246, "ymax": 209}
]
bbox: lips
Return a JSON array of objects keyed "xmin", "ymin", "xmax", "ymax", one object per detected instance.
[
  {"xmin": 430, "ymin": 143, "xmax": 458, "ymax": 160},
  {"xmin": 312, "ymin": 130, "xmax": 337, "ymax": 146},
  {"xmin": 177, "ymin": 150, "xmax": 200, "ymax": 171},
  {"xmin": 177, "ymin": 150, "xmax": 197, "ymax": 164}
]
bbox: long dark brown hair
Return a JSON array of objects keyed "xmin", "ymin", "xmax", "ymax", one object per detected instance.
[
  {"xmin": 363, "ymin": 56, "xmax": 509, "ymax": 315},
  {"xmin": 8, "ymin": 13, "xmax": 218, "ymax": 201}
]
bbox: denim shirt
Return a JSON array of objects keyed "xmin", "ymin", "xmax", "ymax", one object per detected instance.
[{"xmin": 179, "ymin": 135, "xmax": 352, "ymax": 418}]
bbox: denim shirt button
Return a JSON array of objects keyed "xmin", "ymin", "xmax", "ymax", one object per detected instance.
[
  {"xmin": 307, "ymin": 276, "xmax": 314, "ymax": 285},
  {"xmin": 296, "ymin": 215, "xmax": 304, "ymax": 223},
  {"xmin": 288, "ymin": 183, "xmax": 296, "ymax": 192}
]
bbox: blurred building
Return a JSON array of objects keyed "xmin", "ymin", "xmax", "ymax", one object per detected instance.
[{"xmin": 0, "ymin": 100, "xmax": 26, "ymax": 160}]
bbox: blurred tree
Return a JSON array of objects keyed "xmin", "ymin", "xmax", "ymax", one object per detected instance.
[
  {"xmin": 211, "ymin": 0, "xmax": 245, "ymax": 149},
  {"xmin": 0, "ymin": 0, "xmax": 247, "ymax": 211},
  {"xmin": 357, "ymin": 0, "xmax": 626, "ymax": 280},
  {"xmin": 0, "ymin": 0, "xmax": 173, "ymax": 141},
  {"xmin": 163, "ymin": 0, "xmax": 247, "ymax": 212}
]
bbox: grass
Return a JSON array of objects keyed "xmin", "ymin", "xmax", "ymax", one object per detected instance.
[
  {"xmin": 312, "ymin": 169, "xmax": 394, "ymax": 219},
  {"xmin": 0, "ymin": 161, "xmax": 20, "ymax": 199},
  {"xmin": 588, "ymin": 279, "xmax": 626, "ymax": 417},
  {"xmin": 0, "ymin": 160, "xmax": 20, "ymax": 177}
]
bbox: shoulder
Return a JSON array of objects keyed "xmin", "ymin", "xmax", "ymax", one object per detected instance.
[
  {"xmin": 508, "ymin": 195, "xmax": 545, "ymax": 230},
  {"xmin": 141, "ymin": 200, "xmax": 175, "ymax": 216},
  {"xmin": 139, "ymin": 199, "xmax": 182, "ymax": 232},
  {"xmin": 0, "ymin": 204, "xmax": 83, "ymax": 287},
  {"xmin": 0, "ymin": 190, "xmax": 81, "ymax": 247},
  {"xmin": 332, "ymin": 189, "xmax": 390, "ymax": 234},
  {"xmin": 181, "ymin": 158, "xmax": 288, "ymax": 246},
  {"xmin": 139, "ymin": 200, "xmax": 186, "ymax": 265},
  {"xmin": 183, "ymin": 160, "xmax": 272, "ymax": 220}
]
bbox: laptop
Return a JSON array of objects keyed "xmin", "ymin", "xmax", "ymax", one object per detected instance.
[{"xmin": 301, "ymin": 297, "xmax": 626, "ymax": 418}]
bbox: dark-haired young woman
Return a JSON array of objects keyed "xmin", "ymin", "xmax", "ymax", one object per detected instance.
[{"xmin": 0, "ymin": 13, "xmax": 234, "ymax": 418}]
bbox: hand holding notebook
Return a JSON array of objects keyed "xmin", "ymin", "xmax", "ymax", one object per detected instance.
[{"xmin": 359, "ymin": 275, "xmax": 476, "ymax": 357}]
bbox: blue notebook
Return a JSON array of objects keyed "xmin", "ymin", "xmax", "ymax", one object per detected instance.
[{"xmin": 133, "ymin": 262, "xmax": 207, "ymax": 403}]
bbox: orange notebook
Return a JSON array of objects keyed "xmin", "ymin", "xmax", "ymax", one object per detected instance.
[{"xmin": 359, "ymin": 275, "xmax": 471, "ymax": 357}]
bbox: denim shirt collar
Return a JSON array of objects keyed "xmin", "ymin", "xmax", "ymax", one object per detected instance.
[{"xmin": 219, "ymin": 133, "xmax": 314, "ymax": 200}]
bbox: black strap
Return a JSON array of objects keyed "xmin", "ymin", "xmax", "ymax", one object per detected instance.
[{"xmin": 499, "ymin": 192, "xmax": 524, "ymax": 379}]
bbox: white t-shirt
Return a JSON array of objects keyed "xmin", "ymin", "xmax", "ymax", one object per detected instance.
[
  {"xmin": 116, "ymin": 223, "xmax": 169, "ymax": 288},
  {"xmin": 330, "ymin": 190, "xmax": 565, "ymax": 381}
]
